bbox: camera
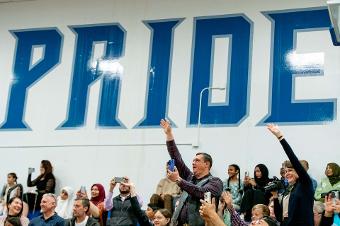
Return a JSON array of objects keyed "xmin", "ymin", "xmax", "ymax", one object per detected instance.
[{"xmin": 264, "ymin": 177, "xmax": 284, "ymax": 192}]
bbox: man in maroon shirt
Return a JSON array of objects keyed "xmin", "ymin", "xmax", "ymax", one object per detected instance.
[{"xmin": 160, "ymin": 119, "xmax": 223, "ymax": 226}]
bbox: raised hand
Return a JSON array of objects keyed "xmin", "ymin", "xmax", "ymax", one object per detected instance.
[
  {"xmin": 160, "ymin": 119, "xmax": 174, "ymax": 140},
  {"xmin": 109, "ymin": 178, "xmax": 117, "ymax": 192},
  {"xmin": 167, "ymin": 167, "xmax": 180, "ymax": 182},
  {"xmin": 221, "ymin": 191, "xmax": 233, "ymax": 209},
  {"xmin": 267, "ymin": 123, "xmax": 283, "ymax": 139},
  {"xmin": 324, "ymin": 195, "xmax": 335, "ymax": 217},
  {"xmin": 199, "ymin": 197, "xmax": 216, "ymax": 219}
]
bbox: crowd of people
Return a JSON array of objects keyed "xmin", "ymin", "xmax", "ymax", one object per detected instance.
[{"xmin": 0, "ymin": 121, "xmax": 339, "ymax": 226}]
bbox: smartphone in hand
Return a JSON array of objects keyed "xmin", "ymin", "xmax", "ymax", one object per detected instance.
[
  {"xmin": 80, "ymin": 186, "xmax": 86, "ymax": 194},
  {"xmin": 28, "ymin": 167, "xmax": 35, "ymax": 174},
  {"xmin": 204, "ymin": 191, "xmax": 211, "ymax": 203},
  {"xmin": 168, "ymin": 159, "xmax": 175, "ymax": 172},
  {"xmin": 114, "ymin": 177, "xmax": 124, "ymax": 183}
]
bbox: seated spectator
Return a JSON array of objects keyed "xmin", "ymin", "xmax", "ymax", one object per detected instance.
[
  {"xmin": 104, "ymin": 177, "xmax": 142, "ymax": 226},
  {"xmin": 313, "ymin": 201, "xmax": 325, "ymax": 226},
  {"xmin": 216, "ymin": 191, "xmax": 277, "ymax": 226},
  {"xmin": 89, "ymin": 184, "xmax": 106, "ymax": 226},
  {"xmin": 0, "ymin": 173, "xmax": 25, "ymax": 216},
  {"xmin": 76, "ymin": 185, "xmax": 103, "ymax": 225},
  {"xmin": 150, "ymin": 162, "xmax": 181, "ymax": 213},
  {"xmin": 302, "ymin": 160, "xmax": 318, "ymax": 192},
  {"xmin": 153, "ymin": 209, "xmax": 172, "ymax": 226},
  {"xmin": 55, "ymin": 187, "xmax": 75, "ymax": 219},
  {"xmin": 65, "ymin": 198, "xmax": 100, "ymax": 226},
  {"xmin": 314, "ymin": 163, "xmax": 340, "ymax": 201},
  {"xmin": 145, "ymin": 203, "xmax": 160, "ymax": 223},
  {"xmin": 240, "ymin": 163, "xmax": 271, "ymax": 221},
  {"xmin": 1, "ymin": 173, "xmax": 22, "ymax": 208},
  {"xmin": 28, "ymin": 193, "xmax": 64, "ymax": 226},
  {"xmin": 251, "ymin": 204, "xmax": 277, "ymax": 225},
  {"xmin": 119, "ymin": 179, "xmax": 171, "ymax": 226},
  {"xmin": 319, "ymin": 193, "xmax": 340, "ymax": 226},
  {"xmin": 3, "ymin": 216, "xmax": 22, "ymax": 226},
  {"xmin": 223, "ymin": 164, "xmax": 243, "ymax": 210},
  {"xmin": 25, "ymin": 160, "xmax": 56, "ymax": 215},
  {"xmin": 0, "ymin": 197, "xmax": 29, "ymax": 226}
]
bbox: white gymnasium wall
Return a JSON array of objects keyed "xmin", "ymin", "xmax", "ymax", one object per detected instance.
[{"xmin": 0, "ymin": 0, "xmax": 339, "ymax": 207}]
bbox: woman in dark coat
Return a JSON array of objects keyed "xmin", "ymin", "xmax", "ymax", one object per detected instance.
[
  {"xmin": 267, "ymin": 124, "xmax": 314, "ymax": 226},
  {"xmin": 25, "ymin": 160, "xmax": 55, "ymax": 215}
]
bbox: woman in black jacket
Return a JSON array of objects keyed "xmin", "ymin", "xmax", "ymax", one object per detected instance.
[
  {"xmin": 25, "ymin": 160, "xmax": 56, "ymax": 214},
  {"xmin": 267, "ymin": 124, "xmax": 314, "ymax": 226}
]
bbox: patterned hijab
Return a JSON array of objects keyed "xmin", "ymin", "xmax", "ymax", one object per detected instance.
[
  {"xmin": 326, "ymin": 163, "xmax": 340, "ymax": 186},
  {"xmin": 90, "ymin": 183, "xmax": 105, "ymax": 206}
]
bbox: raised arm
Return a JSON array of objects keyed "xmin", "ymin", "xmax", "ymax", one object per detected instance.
[
  {"xmin": 27, "ymin": 174, "xmax": 42, "ymax": 187},
  {"xmin": 267, "ymin": 124, "xmax": 311, "ymax": 185},
  {"xmin": 123, "ymin": 181, "xmax": 152, "ymax": 226},
  {"xmin": 199, "ymin": 198, "xmax": 227, "ymax": 226},
  {"xmin": 160, "ymin": 119, "xmax": 191, "ymax": 180}
]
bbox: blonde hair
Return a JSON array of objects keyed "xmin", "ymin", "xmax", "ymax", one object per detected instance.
[{"xmin": 252, "ymin": 204, "xmax": 270, "ymax": 217}]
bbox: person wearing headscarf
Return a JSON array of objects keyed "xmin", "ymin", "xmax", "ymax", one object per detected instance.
[
  {"xmin": 90, "ymin": 184, "xmax": 106, "ymax": 226},
  {"xmin": 240, "ymin": 163, "xmax": 271, "ymax": 221},
  {"xmin": 55, "ymin": 187, "xmax": 75, "ymax": 219},
  {"xmin": 314, "ymin": 163, "xmax": 340, "ymax": 201}
]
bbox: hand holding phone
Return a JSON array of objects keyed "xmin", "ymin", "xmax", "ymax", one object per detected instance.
[
  {"xmin": 204, "ymin": 191, "xmax": 211, "ymax": 203},
  {"xmin": 28, "ymin": 167, "xmax": 35, "ymax": 174},
  {"xmin": 329, "ymin": 190, "xmax": 339, "ymax": 205},
  {"xmin": 80, "ymin": 186, "xmax": 86, "ymax": 194}
]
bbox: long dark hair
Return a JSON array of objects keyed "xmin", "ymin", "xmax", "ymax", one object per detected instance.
[
  {"xmin": 254, "ymin": 164, "xmax": 270, "ymax": 187},
  {"xmin": 227, "ymin": 164, "xmax": 241, "ymax": 191},
  {"xmin": 41, "ymin": 160, "xmax": 53, "ymax": 175},
  {"xmin": 7, "ymin": 197, "xmax": 23, "ymax": 217}
]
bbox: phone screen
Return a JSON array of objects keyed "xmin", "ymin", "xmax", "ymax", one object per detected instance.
[
  {"xmin": 80, "ymin": 186, "xmax": 86, "ymax": 193},
  {"xmin": 114, "ymin": 177, "xmax": 124, "ymax": 183},
  {"xmin": 168, "ymin": 159, "xmax": 175, "ymax": 172}
]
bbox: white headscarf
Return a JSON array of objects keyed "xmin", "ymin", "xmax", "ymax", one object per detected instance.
[{"xmin": 55, "ymin": 186, "xmax": 75, "ymax": 219}]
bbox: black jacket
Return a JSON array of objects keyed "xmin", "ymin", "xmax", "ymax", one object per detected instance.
[
  {"xmin": 65, "ymin": 216, "xmax": 100, "ymax": 226},
  {"xmin": 273, "ymin": 139, "xmax": 314, "ymax": 226}
]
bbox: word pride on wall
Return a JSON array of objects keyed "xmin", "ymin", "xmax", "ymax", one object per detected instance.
[{"xmin": 0, "ymin": 8, "xmax": 337, "ymax": 130}]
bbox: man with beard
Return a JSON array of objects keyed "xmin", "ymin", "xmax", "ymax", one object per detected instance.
[{"xmin": 104, "ymin": 177, "xmax": 142, "ymax": 226}]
